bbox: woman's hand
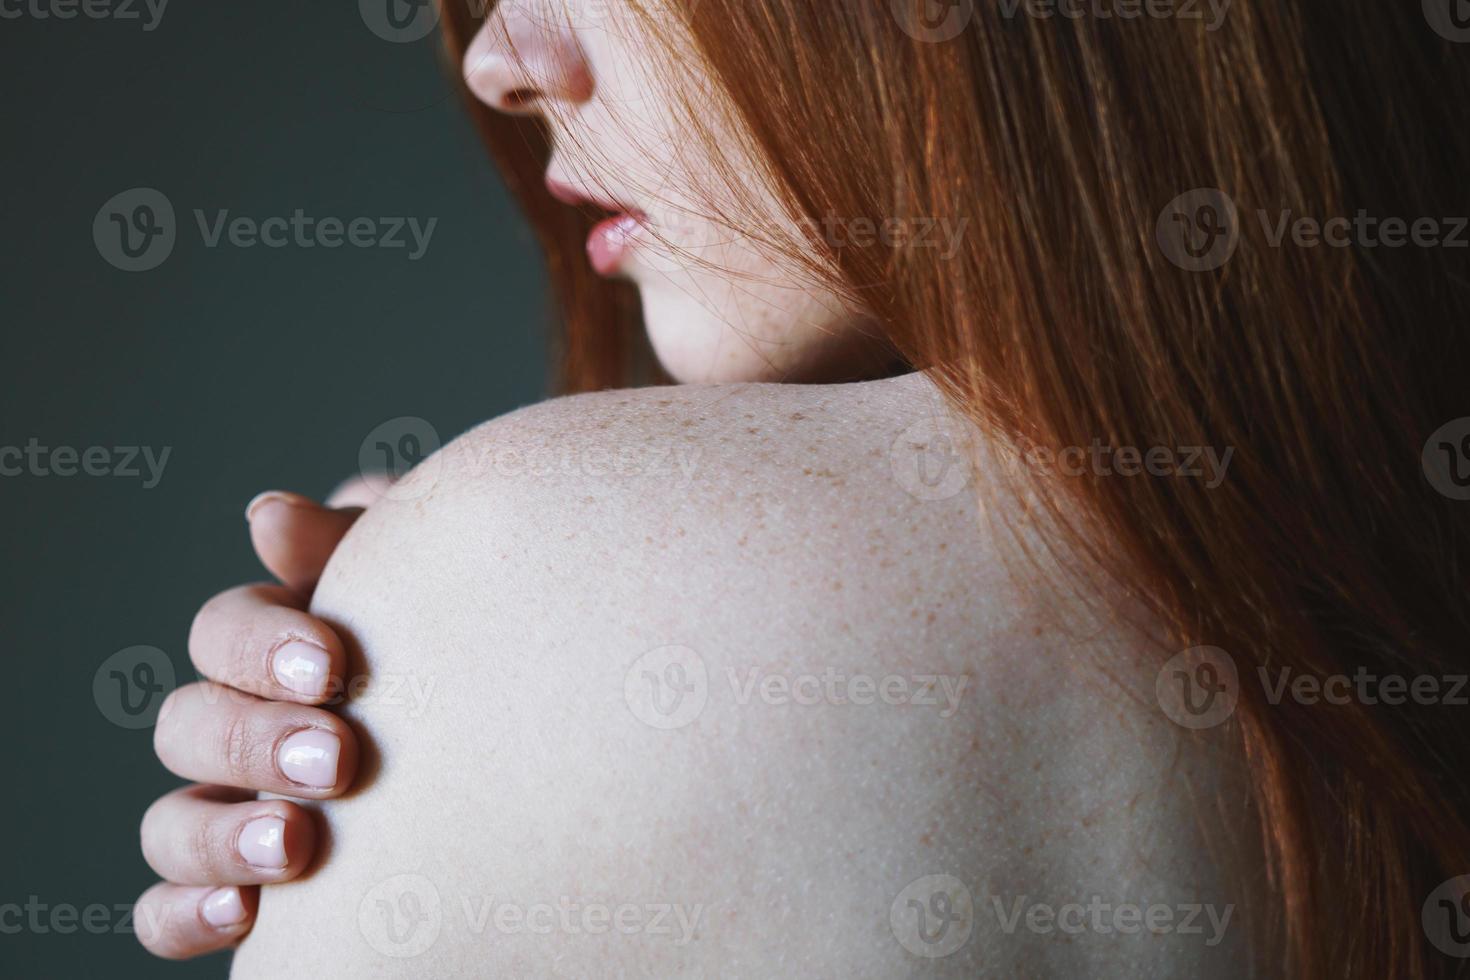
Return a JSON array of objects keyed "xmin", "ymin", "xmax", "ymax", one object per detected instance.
[{"xmin": 133, "ymin": 481, "xmax": 382, "ymax": 959}]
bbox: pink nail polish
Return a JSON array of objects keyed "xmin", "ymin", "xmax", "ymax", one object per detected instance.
[
  {"xmin": 201, "ymin": 887, "xmax": 247, "ymax": 928},
  {"xmin": 277, "ymin": 729, "xmax": 340, "ymax": 789},
  {"xmin": 238, "ymin": 816, "xmax": 287, "ymax": 869},
  {"xmin": 272, "ymin": 641, "xmax": 331, "ymax": 698}
]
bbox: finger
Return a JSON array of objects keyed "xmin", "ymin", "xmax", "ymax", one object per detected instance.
[
  {"xmin": 133, "ymin": 882, "xmax": 256, "ymax": 960},
  {"xmin": 325, "ymin": 472, "xmax": 395, "ymax": 509},
  {"xmin": 189, "ymin": 583, "xmax": 344, "ymax": 704},
  {"xmin": 141, "ymin": 785, "xmax": 317, "ymax": 885},
  {"xmin": 244, "ymin": 491, "xmax": 362, "ymax": 594},
  {"xmin": 154, "ymin": 682, "xmax": 358, "ymax": 799}
]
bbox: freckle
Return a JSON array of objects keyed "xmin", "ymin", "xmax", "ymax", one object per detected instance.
[
  {"xmin": 681, "ymin": 419, "xmax": 694, "ymax": 427},
  {"xmin": 790, "ymin": 412, "xmax": 806, "ymax": 421},
  {"xmin": 747, "ymin": 427, "xmax": 760, "ymax": 435},
  {"xmin": 919, "ymin": 832, "xmax": 933, "ymax": 847},
  {"xmin": 675, "ymin": 527, "xmax": 686, "ymax": 537},
  {"xmin": 1021, "ymin": 845, "xmax": 1033, "ymax": 856},
  {"xmin": 969, "ymin": 738, "xmax": 979, "ymax": 751},
  {"xmin": 583, "ymin": 496, "xmax": 596, "ymax": 504},
  {"xmin": 832, "ymin": 580, "xmax": 843, "ymax": 591},
  {"xmin": 1033, "ymin": 626, "xmax": 1043, "ymax": 636},
  {"xmin": 938, "ymin": 541, "xmax": 948, "ymax": 551},
  {"xmin": 926, "ymin": 611, "xmax": 937, "ymax": 624}
]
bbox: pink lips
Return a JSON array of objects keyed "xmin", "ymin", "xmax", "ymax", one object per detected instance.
[
  {"xmin": 587, "ymin": 213, "xmax": 643, "ymax": 275},
  {"xmin": 546, "ymin": 177, "xmax": 645, "ymax": 276}
]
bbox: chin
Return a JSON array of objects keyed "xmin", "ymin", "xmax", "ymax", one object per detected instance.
[
  {"xmin": 638, "ymin": 285, "xmax": 789, "ymax": 385},
  {"xmin": 636, "ymin": 273, "xmax": 879, "ymax": 385}
]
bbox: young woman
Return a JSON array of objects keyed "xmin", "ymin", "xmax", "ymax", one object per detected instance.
[{"xmin": 134, "ymin": 1, "xmax": 1470, "ymax": 975}]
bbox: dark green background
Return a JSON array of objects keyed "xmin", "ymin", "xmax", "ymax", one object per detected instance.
[{"xmin": 0, "ymin": 4, "xmax": 549, "ymax": 976}]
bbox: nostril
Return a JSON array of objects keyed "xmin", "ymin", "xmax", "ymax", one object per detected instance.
[{"xmin": 502, "ymin": 88, "xmax": 540, "ymax": 110}]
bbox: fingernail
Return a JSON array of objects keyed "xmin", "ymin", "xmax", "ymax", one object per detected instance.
[
  {"xmin": 201, "ymin": 887, "xmax": 247, "ymax": 928},
  {"xmin": 273, "ymin": 641, "xmax": 331, "ymax": 698},
  {"xmin": 238, "ymin": 816, "xmax": 287, "ymax": 869},
  {"xmin": 245, "ymin": 490, "xmax": 315, "ymax": 522},
  {"xmin": 277, "ymin": 729, "xmax": 340, "ymax": 789},
  {"xmin": 245, "ymin": 491, "xmax": 288, "ymax": 522}
]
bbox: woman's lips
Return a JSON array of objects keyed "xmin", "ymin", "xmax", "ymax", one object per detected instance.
[
  {"xmin": 587, "ymin": 213, "xmax": 644, "ymax": 275},
  {"xmin": 546, "ymin": 177, "xmax": 644, "ymax": 276}
]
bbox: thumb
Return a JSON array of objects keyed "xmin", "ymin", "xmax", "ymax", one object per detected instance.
[{"xmin": 244, "ymin": 491, "xmax": 363, "ymax": 596}]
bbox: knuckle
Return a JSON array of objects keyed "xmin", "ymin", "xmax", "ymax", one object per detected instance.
[
  {"xmin": 189, "ymin": 818, "xmax": 224, "ymax": 875},
  {"xmin": 219, "ymin": 711, "xmax": 264, "ymax": 785}
]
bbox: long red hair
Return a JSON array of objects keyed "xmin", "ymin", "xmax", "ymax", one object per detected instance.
[{"xmin": 443, "ymin": 2, "xmax": 1470, "ymax": 974}]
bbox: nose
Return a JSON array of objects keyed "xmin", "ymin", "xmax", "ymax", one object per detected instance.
[{"xmin": 462, "ymin": 1, "xmax": 594, "ymax": 114}]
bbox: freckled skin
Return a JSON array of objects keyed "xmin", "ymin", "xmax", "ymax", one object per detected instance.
[{"xmin": 232, "ymin": 374, "xmax": 1258, "ymax": 978}]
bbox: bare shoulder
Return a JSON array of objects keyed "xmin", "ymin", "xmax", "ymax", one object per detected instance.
[{"xmin": 232, "ymin": 375, "xmax": 1257, "ymax": 979}]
